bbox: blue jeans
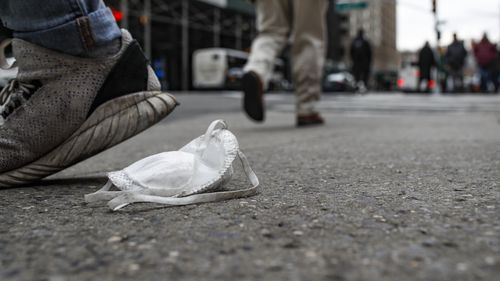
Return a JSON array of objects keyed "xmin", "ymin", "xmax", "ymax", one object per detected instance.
[
  {"xmin": 479, "ymin": 66, "xmax": 493, "ymax": 93},
  {"xmin": 0, "ymin": 0, "xmax": 121, "ymax": 55}
]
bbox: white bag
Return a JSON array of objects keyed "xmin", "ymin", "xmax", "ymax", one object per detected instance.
[{"xmin": 85, "ymin": 120, "xmax": 259, "ymax": 211}]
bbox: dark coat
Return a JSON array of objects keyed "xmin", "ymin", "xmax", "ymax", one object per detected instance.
[
  {"xmin": 418, "ymin": 45, "xmax": 436, "ymax": 79},
  {"xmin": 445, "ymin": 40, "xmax": 467, "ymax": 70},
  {"xmin": 350, "ymin": 36, "xmax": 372, "ymax": 70},
  {"xmin": 473, "ymin": 39, "xmax": 497, "ymax": 67}
]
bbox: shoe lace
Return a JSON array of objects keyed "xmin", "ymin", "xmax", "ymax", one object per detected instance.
[
  {"xmin": 0, "ymin": 80, "xmax": 39, "ymax": 118},
  {"xmin": 0, "ymin": 39, "xmax": 38, "ymax": 120}
]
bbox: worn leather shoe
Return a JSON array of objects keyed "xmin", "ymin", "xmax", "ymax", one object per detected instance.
[
  {"xmin": 241, "ymin": 71, "xmax": 265, "ymax": 122},
  {"xmin": 297, "ymin": 113, "xmax": 325, "ymax": 127}
]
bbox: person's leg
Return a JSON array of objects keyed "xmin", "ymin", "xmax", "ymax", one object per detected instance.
[
  {"xmin": 291, "ymin": 0, "xmax": 328, "ymax": 123},
  {"xmin": 479, "ymin": 67, "xmax": 488, "ymax": 93},
  {"xmin": 420, "ymin": 70, "xmax": 430, "ymax": 92},
  {"xmin": 0, "ymin": 0, "xmax": 121, "ymax": 56},
  {"xmin": 449, "ymin": 68, "xmax": 458, "ymax": 93},
  {"xmin": 242, "ymin": 0, "xmax": 291, "ymax": 122},
  {"xmin": 362, "ymin": 66, "xmax": 370, "ymax": 88},
  {"xmin": 457, "ymin": 68, "xmax": 465, "ymax": 93},
  {"xmin": 485, "ymin": 63, "xmax": 495, "ymax": 93},
  {"xmin": 244, "ymin": 0, "xmax": 291, "ymax": 87},
  {"xmin": 418, "ymin": 77, "xmax": 424, "ymax": 92},
  {"xmin": 425, "ymin": 78, "xmax": 432, "ymax": 92},
  {"xmin": 0, "ymin": 1, "xmax": 178, "ymax": 187},
  {"xmin": 352, "ymin": 64, "xmax": 361, "ymax": 85},
  {"xmin": 493, "ymin": 66, "xmax": 500, "ymax": 93}
]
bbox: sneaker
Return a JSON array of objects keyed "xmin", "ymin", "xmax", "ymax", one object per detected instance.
[
  {"xmin": 0, "ymin": 30, "xmax": 178, "ymax": 188},
  {"xmin": 242, "ymin": 71, "xmax": 265, "ymax": 122},
  {"xmin": 297, "ymin": 113, "xmax": 325, "ymax": 127}
]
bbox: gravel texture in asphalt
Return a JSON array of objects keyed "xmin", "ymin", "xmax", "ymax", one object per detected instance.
[{"xmin": 1, "ymin": 93, "xmax": 499, "ymax": 281}]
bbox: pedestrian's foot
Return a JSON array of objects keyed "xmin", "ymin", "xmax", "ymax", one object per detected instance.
[
  {"xmin": 0, "ymin": 30, "xmax": 178, "ymax": 188},
  {"xmin": 297, "ymin": 113, "xmax": 325, "ymax": 127},
  {"xmin": 242, "ymin": 71, "xmax": 265, "ymax": 122}
]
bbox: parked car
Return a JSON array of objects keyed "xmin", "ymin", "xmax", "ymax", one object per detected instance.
[
  {"xmin": 397, "ymin": 61, "xmax": 419, "ymax": 92},
  {"xmin": 0, "ymin": 57, "xmax": 17, "ymax": 89},
  {"xmin": 323, "ymin": 66, "xmax": 356, "ymax": 93},
  {"xmin": 374, "ymin": 70, "xmax": 398, "ymax": 91},
  {"xmin": 397, "ymin": 60, "xmax": 437, "ymax": 93}
]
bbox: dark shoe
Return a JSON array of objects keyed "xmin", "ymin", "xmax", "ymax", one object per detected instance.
[
  {"xmin": 297, "ymin": 113, "xmax": 325, "ymax": 127},
  {"xmin": 0, "ymin": 30, "xmax": 178, "ymax": 188},
  {"xmin": 242, "ymin": 71, "xmax": 264, "ymax": 122}
]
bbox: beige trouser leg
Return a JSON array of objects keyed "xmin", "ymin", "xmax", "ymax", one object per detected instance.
[
  {"xmin": 291, "ymin": 0, "xmax": 328, "ymax": 116},
  {"xmin": 243, "ymin": 0, "xmax": 291, "ymax": 88},
  {"xmin": 244, "ymin": 0, "xmax": 328, "ymax": 116}
]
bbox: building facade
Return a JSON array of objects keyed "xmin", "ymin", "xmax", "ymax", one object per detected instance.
[
  {"xmin": 343, "ymin": 0, "xmax": 398, "ymax": 71},
  {"xmin": 105, "ymin": 0, "xmax": 256, "ymax": 90}
]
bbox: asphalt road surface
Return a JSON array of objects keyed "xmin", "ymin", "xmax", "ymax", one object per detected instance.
[{"xmin": 1, "ymin": 92, "xmax": 499, "ymax": 281}]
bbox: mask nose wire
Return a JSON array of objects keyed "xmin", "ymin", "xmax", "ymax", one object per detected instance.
[{"xmin": 197, "ymin": 119, "xmax": 228, "ymax": 156}]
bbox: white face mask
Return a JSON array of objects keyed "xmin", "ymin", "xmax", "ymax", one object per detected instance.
[{"xmin": 85, "ymin": 120, "xmax": 259, "ymax": 211}]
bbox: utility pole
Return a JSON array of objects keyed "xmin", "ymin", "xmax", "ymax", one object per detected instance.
[
  {"xmin": 432, "ymin": 0, "xmax": 440, "ymax": 48},
  {"xmin": 432, "ymin": 0, "xmax": 442, "ymax": 94},
  {"xmin": 235, "ymin": 14, "xmax": 242, "ymax": 50},
  {"xmin": 119, "ymin": 0, "xmax": 129, "ymax": 30},
  {"xmin": 182, "ymin": 1, "xmax": 189, "ymax": 91},
  {"xmin": 143, "ymin": 0, "xmax": 152, "ymax": 60},
  {"xmin": 213, "ymin": 8, "xmax": 221, "ymax": 47}
]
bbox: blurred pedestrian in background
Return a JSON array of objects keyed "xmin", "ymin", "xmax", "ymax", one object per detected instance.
[
  {"xmin": 417, "ymin": 41, "xmax": 436, "ymax": 93},
  {"xmin": 350, "ymin": 29, "xmax": 372, "ymax": 93},
  {"xmin": 494, "ymin": 45, "xmax": 500, "ymax": 93},
  {"xmin": 472, "ymin": 33, "xmax": 498, "ymax": 93},
  {"xmin": 242, "ymin": 0, "xmax": 329, "ymax": 127},
  {"xmin": 0, "ymin": 0, "xmax": 176, "ymax": 187},
  {"xmin": 444, "ymin": 33, "xmax": 468, "ymax": 93}
]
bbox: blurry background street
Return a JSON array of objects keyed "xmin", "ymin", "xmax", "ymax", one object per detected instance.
[
  {"xmin": 1, "ymin": 92, "xmax": 500, "ymax": 281},
  {"xmin": 1, "ymin": 0, "xmax": 499, "ymax": 93}
]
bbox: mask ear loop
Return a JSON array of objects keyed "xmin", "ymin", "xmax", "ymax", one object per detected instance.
[
  {"xmin": 84, "ymin": 180, "xmax": 121, "ymax": 203},
  {"xmin": 237, "ymin": 150, "xmax": 259, "ymax": 188},
  {"xmin": 107, "ymin": 150, "xmax": 260, "ymax": 211},
  {"xmin": 197, "ymin": 119, "xmax": 227, "ymax": 155}
]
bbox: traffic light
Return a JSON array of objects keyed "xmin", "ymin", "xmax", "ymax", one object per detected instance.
[
  {"xmin": 111, "ymin": 8, "xmax": 123, "ymax": 22},
  {"xmin": 336, "ymin": 14, "xmax": 349, "ymax": 58},
  {"xmin": 326, "ymin": 6, "xmax": 350, "ymax": 61},
  {"xmin": 104, "ymin": 1, "xmax": 123, "ymax": 22},
  {"xmin": 432, "ymin": 0, "xmax": 437, "ymax": 14},
  {"xmin": 339, "ymin": 14, "xmax": 349, "ymax": 36}
]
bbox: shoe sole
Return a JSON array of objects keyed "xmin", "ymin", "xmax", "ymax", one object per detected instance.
[
  {"xmin": 0, "ymin": 91, "xmax": 178, "ymax": 188},
  {"xmin": 296, "ymin": 121, "xmax": 324, "ymax": 127},
  {"xmin": 242, "ymin": 72, "xmax": 264, "ymax": 122}
]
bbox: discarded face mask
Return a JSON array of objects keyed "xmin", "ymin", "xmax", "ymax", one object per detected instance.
[{"xmin": 85, "ymin": 120, "xmax": 259, "ymax": 211}]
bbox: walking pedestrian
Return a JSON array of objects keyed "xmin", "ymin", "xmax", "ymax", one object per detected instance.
[
  {"xmin": 444, "ymin": 33, "xmax": 468, "ymax": 93},
  {"xmin": 417, "ymin": 41, "xmax": 436, "ymax": 93},
  {"xmin": 241, "ymin": 0, "xmax": 329, "ymax": 127},
  {"xmin": 472, "ymin": 33, "xmax": 498, "ymax": 93},
  {"xmin": 0, "ymin": 0, "xmax": 178, "ymax": 187},
  {"xmin": 494, "ymin": 46, "xmax": 500, "ymax": 93},
  {"xmin": 350, "ymin": 29, "xmax": 372, "ymax": 93}
]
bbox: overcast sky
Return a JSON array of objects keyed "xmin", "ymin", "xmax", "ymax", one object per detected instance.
[{"xmin": 397, "ymin": 0, "xmax": 500, "ymax": 51}]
